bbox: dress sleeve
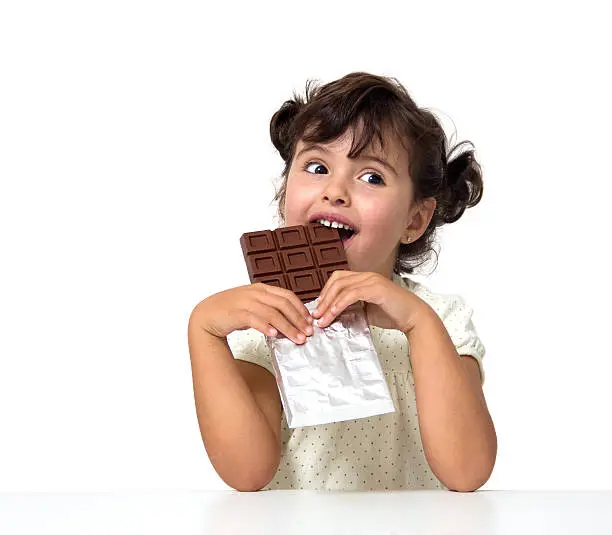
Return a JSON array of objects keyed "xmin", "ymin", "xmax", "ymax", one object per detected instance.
[
  {"xmin": 226, "ymin": 328, "xmax": 276, "ymax": 378},
  {"xmin": 439, "ymin": 294, "xmax": 487, "ymax": 386}
]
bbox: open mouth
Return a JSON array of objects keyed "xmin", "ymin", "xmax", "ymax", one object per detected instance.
[
  {"xmin": 337, "ymin": 226, "xmax": 356, "ymax": 246},
  {"xmin": 309, "ymin": 217, "xmax": 358, "ymax": 248}
]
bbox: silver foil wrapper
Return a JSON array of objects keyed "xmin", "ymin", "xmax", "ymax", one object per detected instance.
[{"xmin": 265, "ymin": 298, "xmax": 396, "ymax": 428}]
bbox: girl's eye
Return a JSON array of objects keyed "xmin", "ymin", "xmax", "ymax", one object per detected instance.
[
  {"xmin": 303, "ymin": 161, "xmax": 385, "ymax": 185},
  {"xmin": 359, "ymin": 172, "xmax": 385, "ymax": 186},
  {"xmin": 303, "ymin": 161, "xmax": 328, "ymax": 174}
]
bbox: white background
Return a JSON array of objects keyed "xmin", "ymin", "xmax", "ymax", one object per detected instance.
[{"xmin": 1, "ymin": 0, "xmax": 610, "ymax": 492}]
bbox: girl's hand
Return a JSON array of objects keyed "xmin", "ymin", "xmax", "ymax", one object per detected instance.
[
  {"xmin": 311, "ymin": 271, "xmax": 429, "ymax": 335},
  {"xmin": 192, "ymin": 283, "xmax": 314, "ymax": 345}
]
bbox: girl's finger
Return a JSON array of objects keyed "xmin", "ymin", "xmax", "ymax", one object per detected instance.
[
  {"xmin": 318, "ymin": 286, "xmax": 368, "ymax": 327},
  {"xmin": 258, "ymin": 305, "xmax": 307, "ymax": 344},
  {"xmin": 257, "ymin": 285, "xmax": 313, "ymax": 336},
  {"xmin": 250, "ymin": 318, "xmax": 278, "ymax": 338},
  {"xmin": 316, "ymin": 270, "xmax": 350, "ymax": 309},
  {"xmin": 257, "ymin": 282, "xmax": 312, "ymax": 321},
  {"xmin": 244, "ymin": 308, "xmax": 283, "ymax": 338},
  {"xmin": 259, "ymin": 293, "xmax": 313, "ymax": 336},
  {"xmin": 315, "ymin": 272, "xmax": 362, "ymax": 319}
]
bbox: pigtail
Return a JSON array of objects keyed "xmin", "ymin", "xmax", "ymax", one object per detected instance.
[
  {"xmin": 269, "ymin": 93, "xmax": 305, "ymax": 163},
  {"xmin": 439, "ymin": 140, "xmax": 484, "ymax": 224}
]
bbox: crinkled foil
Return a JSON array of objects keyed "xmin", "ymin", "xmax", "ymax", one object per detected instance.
[{"xmin": 265, "ymin": 298, "xmax": 396, "ymax": 428}]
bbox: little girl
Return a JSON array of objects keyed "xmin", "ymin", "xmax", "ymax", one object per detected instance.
[{"xmin": 188, "ymin": 72, "xmax": 497, "ymax": 493}]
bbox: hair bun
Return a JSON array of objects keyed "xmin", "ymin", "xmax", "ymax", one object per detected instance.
[
  {"xmin": 440, "ymin": 141, "xmax": 483, "ymax": 224},
  {"xmin": 270, "ymin": 97, "xmax": 303, "ymax": 162}
]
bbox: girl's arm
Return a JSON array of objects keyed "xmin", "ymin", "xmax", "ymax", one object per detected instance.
[
  {"xmin": 405, "ymin": 308, "xmax": 497, "ymax": 492},
  {"xmin": 188, "ymin": 307, "xmax": 282, "ymax": 492}
]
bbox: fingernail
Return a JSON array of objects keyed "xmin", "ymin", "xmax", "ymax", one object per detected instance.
[
  {"xmin": 306, "ymin": 315, "xmax": 313, "ymax": 324},
  {"xmin": 297, "ymin": 333, "xmax": 305, "ymax": 342}
]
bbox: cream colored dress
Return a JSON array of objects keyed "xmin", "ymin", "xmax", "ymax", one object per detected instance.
[{"xmin": 226, "ymin": 273, "xmax": 486, "ymax": 491}]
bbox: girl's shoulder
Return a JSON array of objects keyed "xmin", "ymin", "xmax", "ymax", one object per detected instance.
[
  {"xmin": 392, "ymin": 272, "xmax": 470, "ymax": 313},
  {"xmin": 392, "ymin": 272, "xmax": 440, "ymax": 300},
  {"xmin": 394, "ymin": 272, "xmax": 486, "ymax": 384}
]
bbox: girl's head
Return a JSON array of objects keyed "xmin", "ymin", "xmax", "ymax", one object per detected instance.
[{"xmin": 269, "ymin": 72, "xmax": 483, "ymax": 277}]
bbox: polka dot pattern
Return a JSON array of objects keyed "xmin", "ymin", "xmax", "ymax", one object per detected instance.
[{"xmin": 226, "ymin": 273, "xmax": 486, "ymax": 491}]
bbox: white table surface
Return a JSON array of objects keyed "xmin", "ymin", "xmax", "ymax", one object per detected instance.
[{"xmin": 1, "ymin": 490, "xmax": 611, "ymax": 534}]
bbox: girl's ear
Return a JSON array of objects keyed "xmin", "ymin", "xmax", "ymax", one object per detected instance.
[
  {"xmin": 401, "ymin": 198, "xmax": 437, "ymax": 243},
  {"xmin": 400, "ymin": 232, "xmax": 413, "ymax": 245}
]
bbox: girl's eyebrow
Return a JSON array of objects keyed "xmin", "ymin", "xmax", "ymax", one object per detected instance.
[
  {"xmin": 360, "ymin": 152, "xmax": 398, "ymax": 177},
  {"xmin": 295, "ymin": 143, "xmax": 331, "ymax": 160},
  {"xmin": 296, "ymin": 143, "xmax": 398, "ymax": 176}
]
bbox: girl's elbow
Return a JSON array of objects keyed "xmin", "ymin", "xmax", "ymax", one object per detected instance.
[
  {"xmin": 445, "ymin": 462, "xmax": 495, "ymax": 492},
  {"xmin": 232, "ymin": 481, "xmax": 267, "ymax": 492},
  {"xmin": 225, "ymin": 457, "xmax": 280, "ymax": 492},
  {"xmin": 229, "ymin": 470, "xmax": 275, "ymax": 492}
]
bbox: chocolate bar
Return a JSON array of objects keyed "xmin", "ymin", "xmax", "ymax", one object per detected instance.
[{"xmin": 240, "ymin": 223, "xmax": 350, "ymax": 303}]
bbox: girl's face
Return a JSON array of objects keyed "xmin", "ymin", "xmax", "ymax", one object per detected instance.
[{"xmin": 283, "ymin": 126, "xmax": 430, "ymax": 278}]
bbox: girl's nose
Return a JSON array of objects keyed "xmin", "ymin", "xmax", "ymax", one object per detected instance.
[
  {"xmin": 324, "ymin": 194, "xmax": 347, "ymax": 206},
  {"xmin": 322, "ymin": 181, "xmax": 350, "ymax": 206}
]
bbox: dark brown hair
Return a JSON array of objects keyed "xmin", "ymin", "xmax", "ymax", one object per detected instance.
[{"xmin": 269, "ymin": 72, "xmax": 484, "ymax": 275}]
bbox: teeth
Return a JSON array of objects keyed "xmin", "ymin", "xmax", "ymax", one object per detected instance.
[{"xmin": 315, "ymin": 219, "xmax": 354, "ymax": 232}]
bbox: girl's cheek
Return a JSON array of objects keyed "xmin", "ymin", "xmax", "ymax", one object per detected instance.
[{"xmin": 290, "ymin": 184, "xmax": 319, "ymax": 203}]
